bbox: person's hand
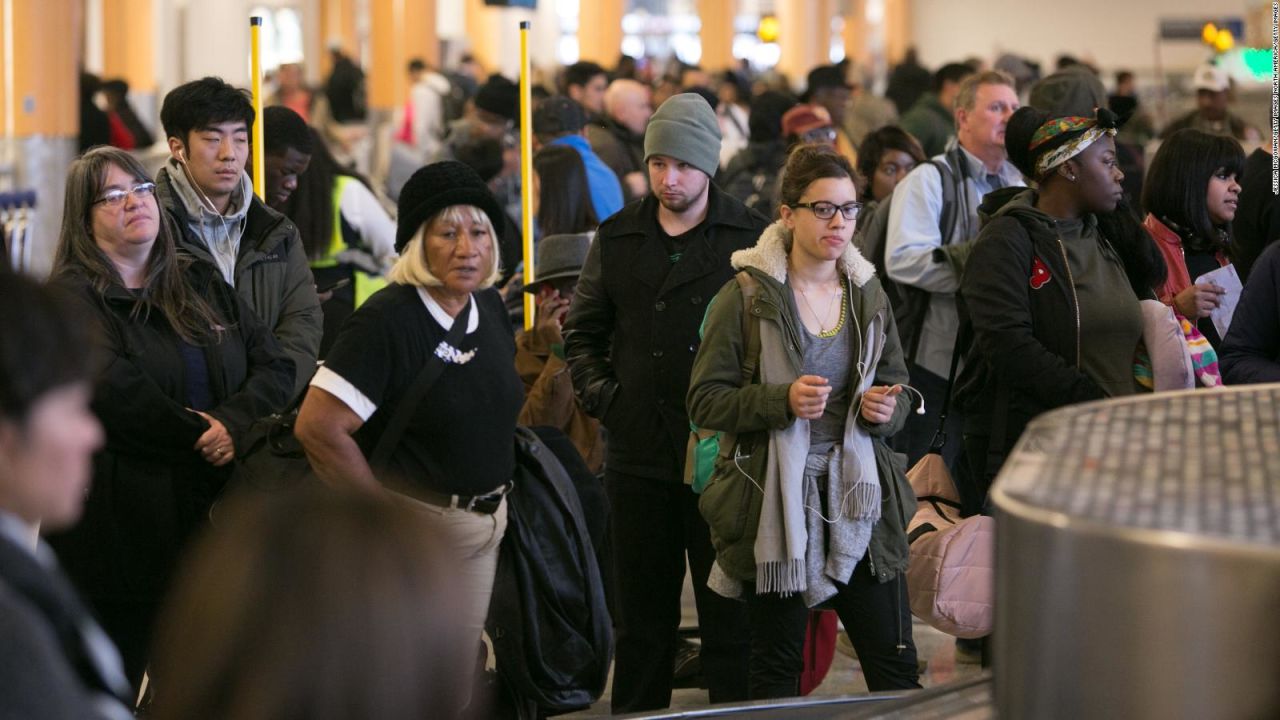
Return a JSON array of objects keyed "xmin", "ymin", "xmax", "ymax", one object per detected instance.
[
  {"xmin": 534, "ymin": 289, "xmax": 571, "ymax": 343},
  {"xmin": 1173, "ymin": 283, "xmax": 1225, "ymax": 319},
  {"xmin": 860, "ymin": 385, "xmax": 904, "ymax": 424},
  {"xmin": 192, "ymin": 411, "xmax": 235, "ymax": 467},
  {"xmin": 315, "ymin": 284, "xmax": 334, "ymax": 304},
  {"xmin": 788, "ymin": 375, "xmax": 832, "ymax": 420}
]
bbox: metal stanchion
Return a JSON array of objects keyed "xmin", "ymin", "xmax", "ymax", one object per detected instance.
[
  {"xmin": 519, "ymin": 20, "xmax": 535, "ymax": 330},
  {"xmin": 250, "ymin": 16, "xmax": 265, "ymax": 201}
]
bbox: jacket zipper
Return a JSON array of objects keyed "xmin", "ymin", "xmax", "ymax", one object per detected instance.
[{"xmin": 1053, "ymin": 229, "xmax": 1082, "ymax": 367}]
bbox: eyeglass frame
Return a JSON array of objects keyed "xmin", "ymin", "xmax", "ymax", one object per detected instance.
[
  {"xmin": 799, "ymin": 126, "xmax": 838, "ymax": 144},
  {"xmin": 790, "ymin": 200, "xmax": 863, "ymax": 221},
  {"xmin": 93, "ymin": 182, "xmax": 157, "ymax": 208}
]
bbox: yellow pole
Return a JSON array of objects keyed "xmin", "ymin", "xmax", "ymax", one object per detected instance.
[
  {"xmin": 519, "ymin": 20, "xmax": 535, "ymax": 331},
  {"xmin": 250, "ymin": 16, "xmax": 265, "ymax": 201}
]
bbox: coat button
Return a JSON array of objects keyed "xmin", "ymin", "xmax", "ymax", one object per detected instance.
[
  {"xmin": 654, "ymin": 301, "xmax": 666, "ymax": 311},
  {"xmin": 690, "ymin": 295, "xmax": 702, "ymax": 305},
  {"xmin": 652, "ymin": 350, "xmax": 664, "ymax": 358}
]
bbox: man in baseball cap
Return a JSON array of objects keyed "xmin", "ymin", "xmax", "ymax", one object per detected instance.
[
  {"xmin": 1160, "ymin": 62, "xmax": 1258, "ymax": 142},
  {"xmin": 563, "ymin": 93, "xmax": 768, "ymax": 712}
]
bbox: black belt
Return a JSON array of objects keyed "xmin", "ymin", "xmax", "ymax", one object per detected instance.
[{"xmin": 411, "ymin": 481, "xmax": 513, "ymax": 515}]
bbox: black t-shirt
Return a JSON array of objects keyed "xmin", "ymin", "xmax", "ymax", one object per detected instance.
[
  {"xmin": 323, "ymin": 284, "xmax": 523, "ymax": 497},
  {"xmin": 1184, "ymin": 249, "xmax": 1225, "ymax": 348},
  {"xmin": 656, "ymin": 216, "xmax": 708, "ymax": 264}
]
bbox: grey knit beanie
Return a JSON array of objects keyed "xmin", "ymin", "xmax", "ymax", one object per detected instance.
[{"xmin": 643, "ymin": 93, "xmax": 722, "ymax": 178}]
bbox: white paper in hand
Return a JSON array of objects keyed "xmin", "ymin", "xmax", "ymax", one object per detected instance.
[{"xmin": 1194, "ymin": 264, "xmax": 1242, "ymax": 338}]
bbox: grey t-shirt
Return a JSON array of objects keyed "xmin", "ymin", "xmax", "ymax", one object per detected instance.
[{"xmin": 795, "ymin": 289, "xmax": 855, "ymax": 457}]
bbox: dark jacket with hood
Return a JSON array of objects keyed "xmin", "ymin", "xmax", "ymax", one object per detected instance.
[
  {"xmin": 955, "ymin": 188, "xmax": 1140, "ymax": 454},
  {"xmin": 49, "ymin": 259, "xmax": 293, "ymax": 603},
  {"xmin": 156, "ymin": 164, "xmax": 322, "ymax": 399},
  {"xmin": 564, "ymin": 183, "xmax": 769, "ymax": 480}
]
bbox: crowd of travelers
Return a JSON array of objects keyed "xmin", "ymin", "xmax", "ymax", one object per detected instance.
[{"xmin": 3, "ymin": 43, "xmax": 1269, "ymax": 719}]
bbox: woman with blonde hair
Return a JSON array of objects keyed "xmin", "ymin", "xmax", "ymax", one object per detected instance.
[{"xmin": 296, "ymin": 162, "xmax": 522, "ymax": 691}]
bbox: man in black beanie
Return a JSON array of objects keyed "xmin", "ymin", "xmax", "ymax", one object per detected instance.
[{"xmin": 564, "ymin": 93, "xmax": 767, "ymax": 713}]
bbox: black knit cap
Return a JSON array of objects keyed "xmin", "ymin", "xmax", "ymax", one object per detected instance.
[
  {"xmin": 474, "ymin": 74, "xmax": 520, "ymax": 126},
  {"xmin": 532, "ymin": 95, "xmax": 586, "ymax": 136},
  {"xmin": 394, "ymin": 161, "xmax": 504, "ymax": 254}
]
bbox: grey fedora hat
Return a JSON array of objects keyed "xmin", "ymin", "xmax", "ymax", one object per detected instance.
[{"xmin": 523, "ymin": 232, "xmax": 593, "ymax": 293}]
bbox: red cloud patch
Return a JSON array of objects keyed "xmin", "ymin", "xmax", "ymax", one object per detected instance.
[{"xmin": 1030, "ymin": 257, "xmax": 1052, "ymax": 290}]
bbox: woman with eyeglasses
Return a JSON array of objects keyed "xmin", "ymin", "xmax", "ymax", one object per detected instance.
[
  {"xmin": 689, "ymin": 144, "xmax": 920, "ymax": 698},
  {"xmin": 46, "ymin": 146, "xmax": 293, "ymax": 690}
]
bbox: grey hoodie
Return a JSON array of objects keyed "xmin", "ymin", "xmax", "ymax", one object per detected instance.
[{"xmin": 163, "ymin": 158, "xmax": 253, "ymax": 286}]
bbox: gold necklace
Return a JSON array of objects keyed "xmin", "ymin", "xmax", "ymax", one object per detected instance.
[{"xmin": 795, "ymin": 284, "xmax": 845, "ymax": 338}]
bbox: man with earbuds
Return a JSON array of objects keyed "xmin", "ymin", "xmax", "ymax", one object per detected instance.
[{"xmin": 155, "ymin": 76, "xmax": 321, "ymax": 399}]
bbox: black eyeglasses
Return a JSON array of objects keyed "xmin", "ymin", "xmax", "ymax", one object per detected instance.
[
  {"xmin": 792, "ymin": 201, "xmax": 863, "ymax": 221},
  {"xmin": 94, "ymin": 182, "xmax": 156, "ymax": 208}
]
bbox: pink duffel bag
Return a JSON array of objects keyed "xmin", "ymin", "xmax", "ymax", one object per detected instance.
[{"xmin": 905, "ymin": 453, "xmax": 994, "ymax": 639}]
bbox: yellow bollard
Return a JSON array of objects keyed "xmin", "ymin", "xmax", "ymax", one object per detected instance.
[
  {"xmin": 250, "ymin": 16, "xmax": 265, "ymax": 202},
  {"xmin": 519, "ymin": 20, "xmax": 535, "ymax": 331}
]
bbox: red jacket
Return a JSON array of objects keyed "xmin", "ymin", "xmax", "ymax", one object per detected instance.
[{"xmin": 1144, "ymin": 214, "xmax": 1228, "ymax": 306}]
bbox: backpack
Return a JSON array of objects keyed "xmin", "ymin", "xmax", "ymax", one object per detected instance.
[
  {"xmin": 685, "ymin": 270, "xmax": 762, "ymax": 492},
  {"xmin": 485, "ymin": 427, "xmax": 612, "ymax": 715},
  {"xmin": 853, "ymin": 146, "xmax": 967, "ymax": 363}
]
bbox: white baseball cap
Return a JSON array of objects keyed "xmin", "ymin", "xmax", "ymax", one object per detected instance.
[{"xmin": 1192, "ymin": 63, "xmax": 1230, "ymax": 93}]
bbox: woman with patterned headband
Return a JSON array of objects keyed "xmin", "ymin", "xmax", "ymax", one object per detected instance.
[{"xmin": 953, "ymin": 106, "xmax": 1167, "ymax": 511}]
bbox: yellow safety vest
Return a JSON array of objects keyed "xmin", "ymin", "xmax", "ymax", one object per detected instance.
[{"xmin": 310, "ymin": 175, "xmax": 387, "ymax": 307}]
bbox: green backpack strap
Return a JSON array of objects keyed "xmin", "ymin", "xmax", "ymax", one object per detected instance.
[{"xmin": 688, "ymin": 270, "xmax": 764, "ymax": 492}]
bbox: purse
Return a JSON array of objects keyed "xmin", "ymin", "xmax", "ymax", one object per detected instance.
[
  {"xmin": 905, "ymin": 453, "xmax": 995, "ymax": 638},
  {"xmin": 904, "ymin": 322, "xmax": 995, "ymax": 639}
]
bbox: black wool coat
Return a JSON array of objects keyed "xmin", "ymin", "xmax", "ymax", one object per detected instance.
[{"xmin": 564, "ymin": 183, "xmax": 769, "ymax": 480}]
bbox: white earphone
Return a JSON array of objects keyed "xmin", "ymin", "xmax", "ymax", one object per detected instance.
[{"xmin": 895, "ymin": 384, "xmax": 928, "ymax": 415}]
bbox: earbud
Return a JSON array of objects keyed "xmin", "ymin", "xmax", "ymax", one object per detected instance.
[{"xmin": 893, "ymin": 384, "xmax": 927, "ymax": 415}]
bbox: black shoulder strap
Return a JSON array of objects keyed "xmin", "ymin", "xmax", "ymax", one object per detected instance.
[
  {"xmin": 369, "ymin": 296, "xmax": 472, "ymax": 472},
  {"xmin": 933, "ymin": 147, "xmax": 967, "ymax": 247},
  {"xmin": 929, "ymin": 312, "xmax": 971, "ymax": 453}
]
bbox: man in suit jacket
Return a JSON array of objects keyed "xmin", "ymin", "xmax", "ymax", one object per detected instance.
[
  {"xmin": 565, "ymin": 93, "xmax": 769, "ymax": 714},
  {"xmin": 0, "ymin": 272, "xmax": 133, "ymax": 719}
]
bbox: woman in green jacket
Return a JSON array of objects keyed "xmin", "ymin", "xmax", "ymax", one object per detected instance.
[{"xmin": 688, "ymin": 144, "xmax": 920, "ymax": 697}]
